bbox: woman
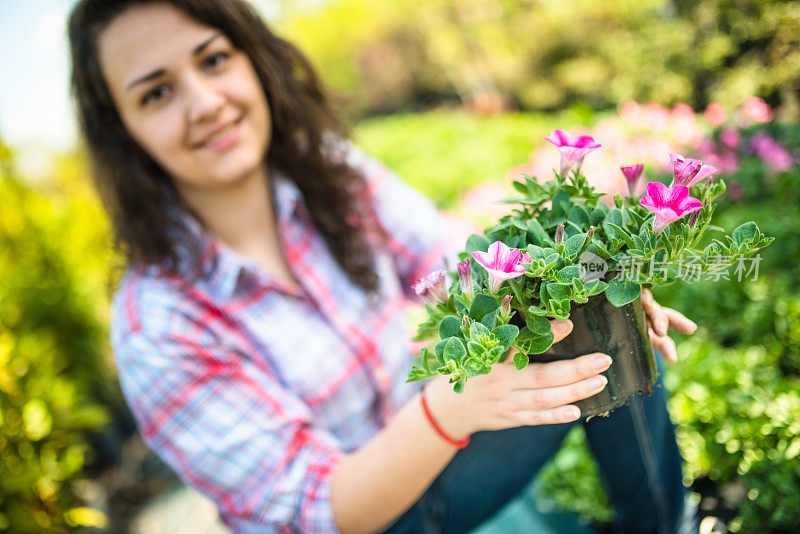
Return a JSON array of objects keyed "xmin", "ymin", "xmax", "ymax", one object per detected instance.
[{"xmin": 68, "ymin": 0, "xmax": 698, "ymax": 532}]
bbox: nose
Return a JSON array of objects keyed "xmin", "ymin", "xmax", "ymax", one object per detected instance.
[{"xmin": 184, "ymin": 73, "xmax": 225, "ymax": 123}]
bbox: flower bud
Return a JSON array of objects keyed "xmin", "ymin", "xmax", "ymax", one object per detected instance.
[
  {"xmin": 462, "ymin": 314, "xmax": 470, "ymax": 331},
  {"xmin": 555, "ymin": 223, "xmax": 565, "ymax": 247},
  {"xmin": 457, "ymin": 260, "xmax": 474, "ymax": 299},
  {"xmin": 501, "ymin": 294, "xmax": 513, "ymax": 317},
  {"xmin": 688, "ymin": 210, "xmax": 699, "ymax": 228}
]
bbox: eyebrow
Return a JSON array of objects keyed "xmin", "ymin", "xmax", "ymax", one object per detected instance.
[{"xmin": 125, "ymin": 33, "xmax": 222, "ymax": 92}]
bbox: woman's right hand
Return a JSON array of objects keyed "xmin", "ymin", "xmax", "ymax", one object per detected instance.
[{"xmin": 424, "ymin": 318, "xmax": 612, "ymax": 439}]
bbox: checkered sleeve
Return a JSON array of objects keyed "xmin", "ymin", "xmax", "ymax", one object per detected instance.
[
  {"xmin": 111, "ymin": 302, "xmax": 345, "ymax": 532},
  {"xmin": 344, "ymin": 143, "xmax": 454, "ymax": 298}
]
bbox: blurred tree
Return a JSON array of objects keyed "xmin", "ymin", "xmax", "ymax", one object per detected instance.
[
  {"xmin": 278, "ymin": 0, "xmax": 800, "ymax": 117},
  {"xmin": 0, "ymin": 140, "xmax": 114, "ymax": 532}
]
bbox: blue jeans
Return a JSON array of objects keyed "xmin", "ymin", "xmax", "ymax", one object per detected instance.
[{"xmin": 383, "ymin": 352, "xmax": 695, "ymax": 534}]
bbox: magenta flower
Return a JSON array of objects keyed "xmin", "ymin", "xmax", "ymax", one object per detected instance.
[
  {"xmin": 640, "ymin": 182, "xmax": 704, "ymax": 235},
  {"xmin": 520, "ymin": 252, "xmax": 532, "ymax": 264},
  {"xmin": 750, "ymin": 131, "xmax": 794, "ymax": 173},
  {"xmin": 669, "ymin": 153, "xmax": 719, "ymax": 187},
  {"xmin": 457, "ymin": 260, "xmax": 474, "ymax": 299},
  {"xmin": 414, "ymin": 270, "xmax": 449, "ymax": 303},
  {"xmin": 621, "ymin": 164, "xmax": 644, "ymax": 196},
  {"xmin": 545, "ymin": 129, "xmax": 602, "ymax": 175},
  {"xmin": 471, "ymin": 241, "xmax": 526, "ymax": 293}
]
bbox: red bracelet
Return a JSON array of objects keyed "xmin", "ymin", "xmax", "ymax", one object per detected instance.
[{"xmin": 420, "ymin": 387, "xmax": 470, "ymax": 449}]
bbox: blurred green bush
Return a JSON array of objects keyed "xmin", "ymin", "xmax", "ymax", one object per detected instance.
[
  {"xmin": 0, "ymin": 142, "xmax": 117, "ymax": 531},
  {"xmin": 280, "ymin": 0, "xmax": 800, "ymax": 117}
]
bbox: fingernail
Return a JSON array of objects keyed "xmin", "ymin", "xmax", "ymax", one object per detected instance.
[
  {"xmin": 593, "ymin": 355, "xmax": 612, "ymax": 370},
  {"xmin": 591, "ymin": 375, "xmax": 608, "ymax": 389}
]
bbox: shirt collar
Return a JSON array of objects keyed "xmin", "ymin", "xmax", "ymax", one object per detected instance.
[{"xmin": 170, "ymin": 172, "xmax": 305, "ymax": 302}]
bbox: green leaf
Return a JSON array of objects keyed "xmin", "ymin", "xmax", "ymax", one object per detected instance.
[
  {"xmin": 469, "ymin": 293, "xmax": 500, "ymax": 321},
  {"xmin": 453, "ymin": 375, "xmax": 466, "ymax": 394},
  {"xmin": 513, "ymin": 351, "xmax": 529, "ymax": 370},
  {"xmin": 481, "ymin": 308, "xmax": 499, "ymax": 330},
  {"xmin": 568, "ymin": 205, "xmax": 591, "ymax": 228},
  {"xmin": 434, "ymin": 339, "xmax": 449, "ymax": 365},
  {"xmin": 564, "ymin": 233, "xmax": 588, "ymax": 259},
  {"xmin": 607, "ymin": 222, "xmax": 636, "ymax": 249},
  {"xmin": 516, "ymin": 327, "xmax": 555, "ymax": 354},
  {"xmin": 526, "ymin": 220, "xmax": 550, "ymax": 247},
  {"xmin": 469, "ymin": 321, "xmax": 491, "ymax": 338},
  {"xmin": 466, "ymin": 234, "xmax": 491, "ymax": 253},
  {"xmin": 526, "ymin": 314, "xmax": 552, "ymax": 335},
  {"xmin": 605, "ymin": 277, "xmax": 641, "ymax": 307},
  {"xmin": 606, "ymin": 208, "xmax": 623, "ymax": 227},
  {"xmin": 552, "ymin": 190, "xmax": 571, "ymax": 218},
  {"xmin": 557, "ymin": 265, "xmax": 583, "ymax": 283},
  {"xmin": 467, "ymin": 340, "xmax": 484, "ymax": 357},
  {"xmin": 492, "ymin": 324, "xmax": 519, "ymax": 349},
  {"xmin": 584, "ymin": 279, "xmax": 608, "ymax": 296},
  {"xmin": 439, "ymin": 315, "xmax": 462, "ymax": 340},
  {"xmin": 443, "ymin": 337, "xmax": 467, "ymax": 363},
  {"xmin": 732, "ymin": 222, "xmax": 758, "ymax": 245},
  {"xmin": 547, "ymin": 282, "xmax": 572, "ymax": 300}
]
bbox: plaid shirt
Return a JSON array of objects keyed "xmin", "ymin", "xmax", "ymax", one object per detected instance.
[{"xmin": 110, "ymin": 145, "xmax": 452, "ymax": 533}]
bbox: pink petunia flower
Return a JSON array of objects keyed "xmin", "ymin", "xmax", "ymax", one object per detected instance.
[
  {"xmin": 741, "ymin": 96, "xmax": 773, "ymax": 124},
  {"xmin": 704, "ymin": 103, "xmax": 727, "ymax": 127},
  {"xmin": 640, "ymin": 182, "xmax": 704, "ymax": 235},
  {"xmin": 719, "ymin": 128, "xmax": 741, "ymax": 150},
  {"xmin": 414, "ymin": 270, "xmax": 449, "ymax": 303},
  {"xmin": 545, "ymin": 129, "xmax": 602, "ymax": 175},
  {"xmin": 472, "ymin": 241, "xmax": 526, "ymax": 293},
  {"xmin": 669, "ymin": 153, "xmax": 719, "ymax": 187},
  {"xmin": 621, "ymin": 164, "xmax": 644, "ymax": 196}
]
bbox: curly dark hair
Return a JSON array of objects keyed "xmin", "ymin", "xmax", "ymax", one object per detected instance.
[{"xmin": 68, "ymin": 0, "xmax": 382, "ymax": 293}]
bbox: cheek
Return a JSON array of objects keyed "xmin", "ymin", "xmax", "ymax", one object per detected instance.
[{"xmin": 129, "ymin": 113, "xmax": 189, "ymax": 170}]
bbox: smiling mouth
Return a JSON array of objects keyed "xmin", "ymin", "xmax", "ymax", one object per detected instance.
[{"xmin": 195, "ymin": 115, "xmax": 244, "ymax": 149}]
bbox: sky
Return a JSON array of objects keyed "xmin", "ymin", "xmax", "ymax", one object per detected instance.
[
  {"xmin": 0, "ymin": 0, "xmax": 284, "ymax": 153},
  {"xmin": 0, "ymin": 0, "xmax": 79, "ymax": 151}
]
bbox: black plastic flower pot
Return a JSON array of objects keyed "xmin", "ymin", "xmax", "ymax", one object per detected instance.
[{"xmin": 530, "ymin": 293, "xmax": 658, "ymax": 418}]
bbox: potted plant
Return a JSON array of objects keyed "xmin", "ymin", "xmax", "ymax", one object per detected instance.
[{"xmin": 407, "ymin": 129, "xmax": 774, "ymax": 417}]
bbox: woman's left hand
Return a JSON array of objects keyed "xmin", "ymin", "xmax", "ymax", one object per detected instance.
[{"xmin": 640, "ymin": 288, "xmax": 697, "ymax": 363}]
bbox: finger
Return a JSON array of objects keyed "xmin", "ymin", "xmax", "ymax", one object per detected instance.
[
  {"xmin": 643, "ymin": 298, "xmax": 669, "ymax": 336},
  {"xmin": 649, "ymin": 327, "xmax": 677, "ymax": 362},
  {"xmin": 550, "ymin": 319, "xmax": 574, "ymax": 344},
  {"xmin": 664, "ymin": 307, "xmax": 697, "ymax": 335},
  {"xmin": 640, "ymin": 287, "xmax": 654, "ymax": 309},
  {"xmin": 510, "ymin": 374, "xmax": 607, "ymax": 411},
  {"xmin": 516, "ymin": 352, "xmax": 612, "ymax": 389},
  {"xmin": 513, "ymin": 405, "xmax": 582, "ymax": 426}
]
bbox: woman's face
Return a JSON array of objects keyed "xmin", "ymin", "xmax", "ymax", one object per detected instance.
[{"xmin": 98, "ymin": 2, "xmax": 271, "ymax": 195}]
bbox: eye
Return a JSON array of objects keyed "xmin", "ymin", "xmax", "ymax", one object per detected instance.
[
  {"xmin": 141, "ymin": 84, "xmax": 170, "ymax": 106},
  {"xmin": 203, "ymin": 52, "xmax": 229, "ymax": 70}
]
